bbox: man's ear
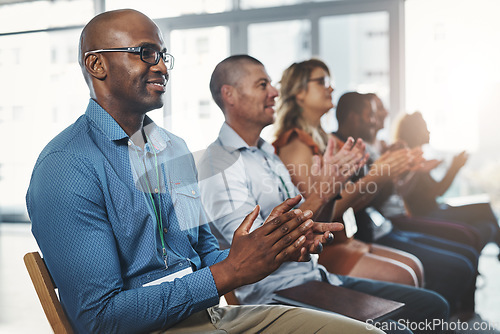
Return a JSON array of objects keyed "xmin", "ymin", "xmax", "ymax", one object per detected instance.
[
  {"xmin": 84, "ymin": 53, "xmax": 107, "ymax": 80},
  {"xmin": 221, "ymin": 84, "xmax": 236, "ymax": 106}
]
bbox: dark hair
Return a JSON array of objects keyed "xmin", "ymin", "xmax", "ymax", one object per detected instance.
[
  {"xmin": 209, "ymin": 55, "xmax": 263, "ymax": 111},
  {"xmin": 335, "ymin": 92, "xmax": 369, "ymax": 126},
  {"xmin": 395, "ymin": 111, "xmax": 427, "ymax": 148}
]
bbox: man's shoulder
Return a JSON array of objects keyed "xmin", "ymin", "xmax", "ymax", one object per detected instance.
[
  {"xmin": 197, "ymin": 138, "xmax": 242, "ymax": 180},
  {"xmin": 27, "ymin": 115, "xmax": 102, "ymax": 201},
  {"xmin": 36, "ymin": 115, "xmax": 94, "ymax": 163}
]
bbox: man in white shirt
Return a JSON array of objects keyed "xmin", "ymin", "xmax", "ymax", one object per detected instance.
[{"xmin": 198, "ymin": 55, "xmax": 450, "ymax": 334}]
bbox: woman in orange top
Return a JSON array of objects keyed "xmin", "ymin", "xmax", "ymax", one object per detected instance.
[{"xmin": 272, "ymin": 58, "xmax": 424, "ymax": 287}]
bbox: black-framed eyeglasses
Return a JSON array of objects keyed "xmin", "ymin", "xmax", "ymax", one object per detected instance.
[
  {"xmin": 85, "ymin": 46, "xmax": 174, "ymax": 69},
  {"xmin": 308, "ymin": 76, "xmax": 332, "ymax": 89}
]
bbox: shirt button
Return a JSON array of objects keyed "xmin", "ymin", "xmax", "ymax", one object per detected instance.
[
  {"xmin": 191, "ymin": 190, "xmax": 196, "ymax": 195},
  {"xmin": 154, "ymin": 188, "xmax": 159, "ymax": 194},
  {"xmin": 128, "ymin": 140, "xmax": 132, "ymax": 146},
  {"xmin": 163, "ymin": 227, "xmax": 168, "ymax": 234}
]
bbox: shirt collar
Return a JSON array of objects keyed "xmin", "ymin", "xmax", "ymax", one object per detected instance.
[
  {"xmin": 140, "ymin": 119, "xmax": 170, "ymax": 153},
  {"xmin": 85, "ymin": 99, "xmax": 170, "ymax": 151},
  {"xmin": 218, "ymin": 122, "xmax": 274, "ymax": 155},
  {"xmin": 85, "ymin": 99, "xmax": 128, "ymax": 142}
]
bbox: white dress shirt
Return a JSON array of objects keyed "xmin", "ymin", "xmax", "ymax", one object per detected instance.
[{"xmin": 198, "ymin": 122, "xmax": 341, "ymax": 305}]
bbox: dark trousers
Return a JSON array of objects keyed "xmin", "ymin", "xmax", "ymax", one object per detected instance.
[
  {"xmin": 390, "ymin": 214, "xmax": 484, "ymax": 251},
  {"xmin": 427, "ymin": 203, "xmax": 500, "ymax": 249},
  {"xmin": 376, "ymin": 229, "xmax": 478, "ymax": 314}
]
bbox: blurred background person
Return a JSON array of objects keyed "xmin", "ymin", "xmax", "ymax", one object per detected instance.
[
  {"xmin": 273, "ymin": 59, "xmax": 478, "ymax": 318},
  {"xmin": 395, "ymin": 111, "xmax": 500, "ymax": 257}
]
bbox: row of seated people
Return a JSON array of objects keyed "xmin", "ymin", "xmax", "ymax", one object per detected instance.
[
  {"xmin": 28, "ymin": 10, "xmax": 411, "ymax": 333},
  {"xmin": 197, "ymin": 55, "xmax": 446, "ymax": 334},
  {"xmin": 27, "ymin": 9, "xmax": 498, "ymax": 333},
  {"xmin": 392, "ymin": 110, "xmax": 500, "ymax": 254},
  {"xmin": 198, "ymin": 56, "xmax": 500, "ymax": 329}
]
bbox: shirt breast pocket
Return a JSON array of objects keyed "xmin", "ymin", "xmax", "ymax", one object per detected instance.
[{"xmin": 170, "ymin": 183, "xmax": 204, "ymax": 232}]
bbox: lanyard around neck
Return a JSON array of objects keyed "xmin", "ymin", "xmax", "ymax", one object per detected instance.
[{"xmin": 132, "ymin": 133, "xmax": 168, "ymax": 270}]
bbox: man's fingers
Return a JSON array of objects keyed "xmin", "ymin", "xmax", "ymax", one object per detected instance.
[
  {"xmin": 410, "ymin": 147, "xmax": 423, "ymax": 156},
  {"xmin": 310, "ymin": 239, "xmax": 323, "ymax": 254},
  {"xmin": 312, "ymin": 222, "xmax": 344, "ymax": 233},
  {"xmin": 357, "ymin": 153, "xmax": 370, "ymax": 169},
  {"xmin": 332, "ymin": 139, "xmax": 366, "ymax": 169},
  {"xmin": 341, "ymin": 155, "xmax": 368, "ymax": 179},
  {"xmin": 236, "ymin": 205, "xmax": 260, "ymax": 235},
  {"xmin": 353, "ymin": 138, "xmax": 365, "ymax": 153},
  {"xmin": 341, "ymin": 137, "xmax": 355, "ymax": 151},
  {"xmin": 297, "ymin": 247, "xmax": 312, "ymax": 262},
  {"xmin": 268, "ymin": 216, "xmax": 313, "ymax": 254},
  {"xmin": 260, "ymin": 208, "xmax": 306, "ymax": 236},
  {"xmin": 385, "ymin": 150, "xmax": 410, "ymax": 170},
  {"xmin": 275, "ymin": 235, "xmax": 306, "ymax": 263},
  {"xmin": 265, "ymin": 195, "xmax": 302, "ymax": 223},
  {"xmin": 333, "ymin": 151, "xmax": 356, "ymax": 167}
]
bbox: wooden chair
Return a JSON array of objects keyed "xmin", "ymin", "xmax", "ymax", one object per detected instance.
[{"xmin": 24, "ymin": 251, "xmax": 73, "ymax": 334}]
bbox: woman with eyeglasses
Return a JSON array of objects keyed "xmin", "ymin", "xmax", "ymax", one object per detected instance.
[
  {"xmin": 273, "ymin": 59, "xmax": 483, "ymax": 319},
  {"xmin": 272, "ymin": 58, "xmax": 425, "ymax": 287}
]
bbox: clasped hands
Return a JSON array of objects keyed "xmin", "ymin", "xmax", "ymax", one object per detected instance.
[
  {"xmin": 311, "ymin": 136, "xmax": 369, "ymax": 201},
  {"xmin": 213, "ymin": 195, "xmax": 343, "ymax": 293},
  {"xmin": 372, "ymin": 144, "xmax": 428, "ymax": 181}
]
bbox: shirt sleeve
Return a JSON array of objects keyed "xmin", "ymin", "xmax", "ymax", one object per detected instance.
[{"xmin": 26, "ymin": 151, "xmax": 221, "ymax": 334}]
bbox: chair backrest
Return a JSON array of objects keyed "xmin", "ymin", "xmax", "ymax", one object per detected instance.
[{"xmin": 24, "ymin": 251, "xmax": 73, "ymax": 334}]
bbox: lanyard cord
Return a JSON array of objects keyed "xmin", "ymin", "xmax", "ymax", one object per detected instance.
[
  {"xmin": 260, "ymin": 149, "xmax": 291, "ymax": 200},
  {"xmin": 277, "ymin": 172, "xmax": 292, "ymax": 199},
  {"xmin": 132, "ymin": 134, "xmax": 168, "ymax": 269},
  {"xmin": 217, "ymin": 135, "xmax": 292, "ymax": 199}
]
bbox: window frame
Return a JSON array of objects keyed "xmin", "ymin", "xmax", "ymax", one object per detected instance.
[{"xmin": 157, "ymin": 0, "xmax": 405, "ymax": 131}]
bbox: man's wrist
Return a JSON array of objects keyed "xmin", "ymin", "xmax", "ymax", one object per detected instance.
[{"xmin": 210, "ymin": 258, "xmax": 242, "ymax": 296}]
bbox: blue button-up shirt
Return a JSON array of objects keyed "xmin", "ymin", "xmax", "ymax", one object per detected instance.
[
  {"xmin": 26, "ymin": 99, "xmax": 228, "ymax": 333},
  {"xmin": 198, "ymin": 123, "xmax": 341, "ymax": 305}
]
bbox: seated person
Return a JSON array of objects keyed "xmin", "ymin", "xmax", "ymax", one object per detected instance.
[
  {"xmin": 364, "ymin": 92, "xmax": 389, "ymax": 152},
  {"xmin": 25, "ymin": 10, "xmax": 381, "ymax": 333},
  {"xmin": 272, "ymin": 59, "xmax": 477, "ymax": 318},
  {"xmin": 394, "ymin": 111, "xmax": 500, "ymax": 253},
  {"xmin": 363, "ymin": 94, "xmax": 486, "ymax": 253},
  {"xmin": 199, "ymin": 54, "xmax": 450, "ymax": 334}
]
